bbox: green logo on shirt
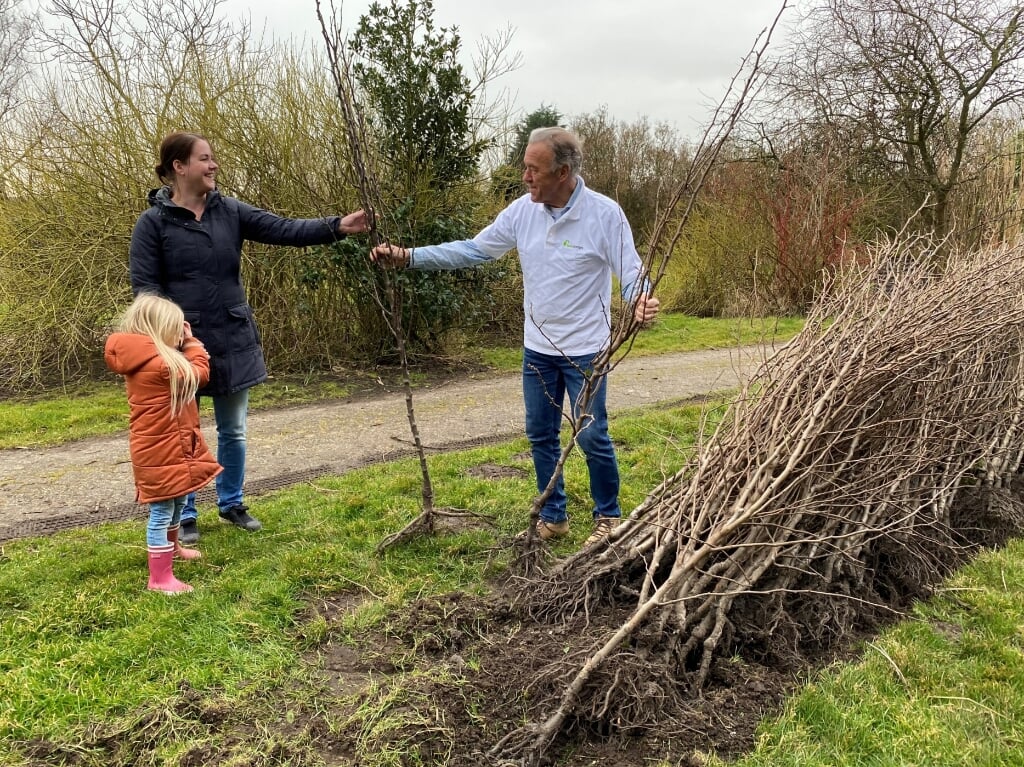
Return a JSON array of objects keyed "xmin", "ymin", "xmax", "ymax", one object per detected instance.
[{"xmin": 562, "ymin": 239, "xmax": 583, "ymax": 250}]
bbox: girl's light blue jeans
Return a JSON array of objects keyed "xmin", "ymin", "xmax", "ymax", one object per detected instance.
[{"xmin": 147, "ymin": 495, "xmax": 187, "ymax": 546}]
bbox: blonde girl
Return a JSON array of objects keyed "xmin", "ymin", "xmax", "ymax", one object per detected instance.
[{"xmin": 105, "ymin": 294, "xmax": 221, "ymax": 594}]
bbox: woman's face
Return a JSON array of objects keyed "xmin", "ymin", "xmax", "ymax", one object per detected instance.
[{"xmin": 173, "ymin": 139, "xmax": 218, "ymax": 196}]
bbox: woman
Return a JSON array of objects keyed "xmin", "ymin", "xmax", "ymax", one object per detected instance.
[{"xmin": 130, "ymin": 131, "xmax": 367, "ymax": 543}]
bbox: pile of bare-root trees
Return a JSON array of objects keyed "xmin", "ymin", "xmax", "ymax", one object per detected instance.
[{"xmin": 488, "ymin": 237, "xmax": 1024, "ymax": 764}]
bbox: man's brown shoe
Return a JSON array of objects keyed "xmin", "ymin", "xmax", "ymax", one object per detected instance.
[
  {"xmin": 584, "ymin": 516, "xmax": 620, "ymax": 545},
  {"xmin": 536, "ymin": 519, "xmax": 570, "ymax": 540}
]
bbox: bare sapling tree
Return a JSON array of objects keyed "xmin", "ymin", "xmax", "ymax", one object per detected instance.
[
  {"xmin": 0, "ymin": 0, "xmax": 32, "ymax": 157},
  {"xmin": 773, "ymin": 0, "xmax": 1024, "ymax": 246},
  {"xmin": 488, "ymin": 234, "xmax": 1024, "ymax": 764},
  {"xmin": 315, "ymin": 0, "xmax": 491, "ymax": 550},
  {"xmin": 514, "ymin": 4, "xmax": 788, "ymax": 572}
]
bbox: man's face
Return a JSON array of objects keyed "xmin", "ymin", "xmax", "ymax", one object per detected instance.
[{"xmin": 522, "ymin": 143, "xmax": 569, "ymax": 206}]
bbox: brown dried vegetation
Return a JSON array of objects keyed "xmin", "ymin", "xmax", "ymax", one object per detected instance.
[{"xmin": 488, "ymin": 238, "xmax": 1024, "ymax": 763}]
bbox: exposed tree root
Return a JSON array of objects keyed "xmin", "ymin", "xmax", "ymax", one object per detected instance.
[{"xmin": 376, "ymin": 507, "xmax": 495, "ymax": 552}]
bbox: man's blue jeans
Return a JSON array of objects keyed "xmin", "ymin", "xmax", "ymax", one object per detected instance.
[
  {"xmin": 522, "ymin": 347, "xmax": 621, "ymax": 525},
  {"xmin": 147, "ymin": 495, "xmax": 186, "ymax": 546},
  {"xmin": 181, "ymin": 388, "xmax": 249, "ymax": 522}
]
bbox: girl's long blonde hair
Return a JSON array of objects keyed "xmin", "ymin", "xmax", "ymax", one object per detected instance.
[{"xmin": 116, "ymin": 294, "xmax": 200, "ymax": 415}]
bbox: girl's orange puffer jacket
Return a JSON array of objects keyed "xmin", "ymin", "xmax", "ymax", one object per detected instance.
[{"xmin": 104, "ymin": 333, "xmax": 222, "ymax": 504}]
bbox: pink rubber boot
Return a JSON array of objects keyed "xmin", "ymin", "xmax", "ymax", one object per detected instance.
[
  {"xmin": 167, "ymin": 525, "xmax": 202, "ymax": 560},
  {"xmin": 147, "ymin": 545, "xmax": 193, "ymax": 594}
]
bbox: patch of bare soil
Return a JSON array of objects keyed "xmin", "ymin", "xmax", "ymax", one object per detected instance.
[{"xmin": 321, "ymin": 591, "xmax": 799, "ymax": 767}]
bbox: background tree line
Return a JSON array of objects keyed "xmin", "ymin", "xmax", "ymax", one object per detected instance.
[{"xmin": 0, "ymin": 0, "xmax": 1022, "ymax": 394}]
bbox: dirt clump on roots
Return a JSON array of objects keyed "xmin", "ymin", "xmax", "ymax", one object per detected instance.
[{"xmin": 334, "ymin": 593, "xmax": 797, "ymax": 766}]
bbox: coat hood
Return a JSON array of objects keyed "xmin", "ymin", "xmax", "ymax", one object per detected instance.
[
  {"xmin": 147, "ymin": 185, "xmax": 222, "ymax": 212},
  {"xmin": 104, "ymin": 331, "xmax": 220, "ymax": 504},
  {"xmin": 104, "ymin": 333, "xmax": 161, "ymax": 377}
]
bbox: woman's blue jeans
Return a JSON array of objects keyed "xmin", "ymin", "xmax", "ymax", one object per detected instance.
[
  {"xmin": 147, "ymin": 495, "xmax": 186, "ymax": 546},
  {"xmin": 522, "ymin": 348, "xmax": 621, "ymax": 524},
  {"xmin": 181, "ymin": 388, "xmax": 249, "ymax": 522}
]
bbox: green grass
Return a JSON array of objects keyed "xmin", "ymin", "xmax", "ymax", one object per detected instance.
[
  {"xmin": 2, "ymin": 399, "xmax": 1024, "ymax": 766},
  {"xmin": 0, "ymin": 401, "xmax": 713, "ymax": 765},
  {"xmin": 0, "ymin": 313, "xmax": 802, "ymax": 449},
  {"xmin": 629, "ymin": 313, "xmax": 804, "ymax": 356},
  {"xmin": 0, "ymin": 381, "xmax": 130, "ymax": 448},
  {"xmin": 472, "ymin": 314, "xmax": 803, "ymax": 370},
  {"xmin": 706, "ymin": 540, "xmax": 1024, "ymax": 767},
  {"xmin": 0, "ymin": 376, "xmax": 362, "ymax": 450}
]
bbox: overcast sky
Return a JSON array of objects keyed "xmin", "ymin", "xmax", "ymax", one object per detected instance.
[{"xmin": 217, "ymin": 0, "xmax": 791, "ymax": 139}]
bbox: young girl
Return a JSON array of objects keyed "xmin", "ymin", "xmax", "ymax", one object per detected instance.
[{"xmin": 104, "ymin": 294, "xmax": 222, "ymax": 594}]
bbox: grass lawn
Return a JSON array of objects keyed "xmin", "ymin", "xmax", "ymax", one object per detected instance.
[{"xmin": 2, "ymin": 400, "xmax": 1023, "ymax": 766}]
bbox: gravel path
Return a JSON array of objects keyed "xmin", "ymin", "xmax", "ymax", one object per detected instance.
[{"xmin": 0, "ymin": 346, "xmax": 767, "ymax": 542}]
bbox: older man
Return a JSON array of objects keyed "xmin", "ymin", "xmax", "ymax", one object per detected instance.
[{"xmin": 371, "ymin": 127, "xmax": 660, "ymax": 545}]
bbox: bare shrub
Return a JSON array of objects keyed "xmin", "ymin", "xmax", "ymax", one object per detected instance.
[
  {"xmin": 660, "ymin": 127, "xmax": 876, "ymax": 318},
  {"xmin": 0, "ymin": 0, "xmax": 33, "ymax": 148},
  {"xmin": 570, "ymin": 106, "xmax": 690, "ymax": 241},
  {"xmin": 946, "ymin": 116, "xmax": 1024, "ymax": 246},
  {"xmin": 770, "ymin": 0, "xmax": 1024, "ymax": 244},
  {"xmin": 655, "ymin": 151, "xmax": 775, "ymax": 316},
  {"xmin": 0, "ymin": 1, "xmax": 369, "ymax": 391}
]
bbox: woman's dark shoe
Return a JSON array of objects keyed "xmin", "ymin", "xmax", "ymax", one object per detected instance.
[
  {"xmin": 218, "ymin": 504, "xmax": 262, "ymax": 532},
  {"xmin": 179, "ymin": 518, "xmax": 200, "ymax": 544}
]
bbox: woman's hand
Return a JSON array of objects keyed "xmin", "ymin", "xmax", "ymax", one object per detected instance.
[{"xmin": 338, "ymin": 209, "xmax": 370, "ymax": 235}]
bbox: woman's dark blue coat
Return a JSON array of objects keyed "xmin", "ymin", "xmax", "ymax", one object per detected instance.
[{"xmin": 130, "ymin": 187, "xmax": 344, "ymax": 396}]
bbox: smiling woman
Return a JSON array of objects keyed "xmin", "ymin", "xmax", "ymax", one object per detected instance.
[
  {"xmin": 159, "ymin": 134, "xmax": 219, "ymax": 211},
  {"xmin": 128, "ymin": 130, "xmax": 369, "ymax": 545}
]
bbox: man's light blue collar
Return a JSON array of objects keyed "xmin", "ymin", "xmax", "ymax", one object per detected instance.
[{"xmin": 545, "ymin": 176, "xmax": 585, "ymax": 220}]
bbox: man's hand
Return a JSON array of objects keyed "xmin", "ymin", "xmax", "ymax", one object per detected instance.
[
  {"xmin": 370, "ymin": 244, "xmax": 410, "ymax": 269},
  {"xmin": 633, "ymin": 294, "xmax": 661, "ymax": 325},
  {"xmin": 338, "ymin": 209, "xmax": 370, "ymax": 235}
]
